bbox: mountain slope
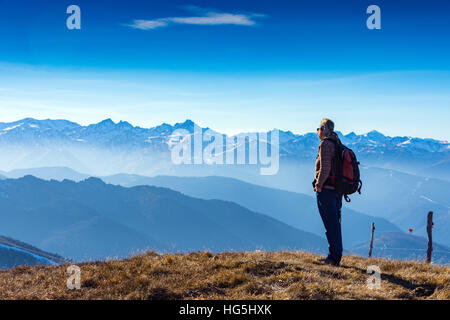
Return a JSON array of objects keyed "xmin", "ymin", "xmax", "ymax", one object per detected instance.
[
  {"xmin": 0, "ymin": 176, "xmax": 328, "ymax": 261},
  {"xmin": 0, "ymin": 236, "xmax": 65, "ymax": 269},
  {"xmin": 350, "ymin": 232, "xmax": 450, "ymax": 265},
  {"xmin": 348, "ymin": 167, "xmax": 450, "ymax": 246},
  {"xmin": 0, "ymin": 251, "xmax": 448, "ymax": 300},
  {"xmin": 213, "ymin": 163, "xmax": 450, "ymax": 247},
  {"xmin": 102, "ymin": 174, "xmax": 402, "ymax": 248}
]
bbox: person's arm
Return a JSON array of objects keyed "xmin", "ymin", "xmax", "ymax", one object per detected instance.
[{"xmin": 316, "ymin": 140, "xmax": 333, "ymax": 190}]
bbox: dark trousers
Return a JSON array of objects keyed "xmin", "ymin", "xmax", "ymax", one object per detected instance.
[{"xmin": 316, "ymin": 188, "xmax": 343, "ymax": 263}]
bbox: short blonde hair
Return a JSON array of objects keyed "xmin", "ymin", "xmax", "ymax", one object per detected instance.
[{"xmin": 320, "ymin": 118, "xmax": 334, "ymax": 131}]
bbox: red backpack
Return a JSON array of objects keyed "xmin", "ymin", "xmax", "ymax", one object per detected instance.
[{"xmin": 326, "ymin": 138, "xmax": 362, "ymax": 202}]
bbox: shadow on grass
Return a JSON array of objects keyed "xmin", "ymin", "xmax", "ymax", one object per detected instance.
[{"xmin": 339, "ymin": 263, "xmax": 436, "ymax": 297}]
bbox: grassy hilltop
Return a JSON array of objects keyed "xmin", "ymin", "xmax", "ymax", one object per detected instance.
[{"xmin": 0, "ymin": 251, "xmax": 448, "ymax": 300}]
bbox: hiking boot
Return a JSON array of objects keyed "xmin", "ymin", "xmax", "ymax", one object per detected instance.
[{"xmin": 319, "ymin": 257, "xmax": 340, "ymax": 266}]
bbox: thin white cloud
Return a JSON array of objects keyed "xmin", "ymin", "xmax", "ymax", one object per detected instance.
[
  {"xmin": 170, "ymin": 13, "xmax": 256, "ymax": 26},
  {"xmin": 130, "ymin": 19, "xmax": 169, "ymax": 30},
  {"xmin": 127, "ymin": 7, "xmax": 266, "ymax": 30}
]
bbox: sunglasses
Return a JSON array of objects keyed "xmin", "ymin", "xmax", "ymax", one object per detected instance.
[{"xmin": 317, "ymin": 126, "xmax": 324, "ymax": 132}]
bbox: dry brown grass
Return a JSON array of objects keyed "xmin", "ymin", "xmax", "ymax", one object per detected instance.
[{"xmin": 0, "ymin": 250, "xmax": 448, "ymax": 300}]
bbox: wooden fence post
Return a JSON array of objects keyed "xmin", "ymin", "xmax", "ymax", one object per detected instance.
[
  {"xmin": 426, "ymin": 211, "xmax": 433, "ymax": 263},
  {"xmin": 368, "ymin": 222, "xmax": 375, "ymax": 258}
]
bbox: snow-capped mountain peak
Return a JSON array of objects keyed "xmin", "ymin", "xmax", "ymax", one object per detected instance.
[{"xmin": 0, "ymin": 118, "xmax": 447, "ymax": 158}]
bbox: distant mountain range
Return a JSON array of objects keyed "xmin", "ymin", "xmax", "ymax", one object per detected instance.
[
  {"xmin": 0, "ymin": 176, "xmax": 328, "ymax": 261},
  {"xmin": 1, "ymin": 166, "xmax": 89, "ymax": 181},
  {"xmin": 0, "ymin": 118, "xmax": 448, "ymax": 180},
  {"xmin": 0, "ymin": 236, "xmax": 65, "ymax": 269},
  {"xmin": 0, "ymin": 118, "xmax": 447, "ymax": 155}
]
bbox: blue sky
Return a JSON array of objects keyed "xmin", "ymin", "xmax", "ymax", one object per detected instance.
[{"xmin": 0, "ymin": 0, "xmax": 449, "ymax": 139}]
